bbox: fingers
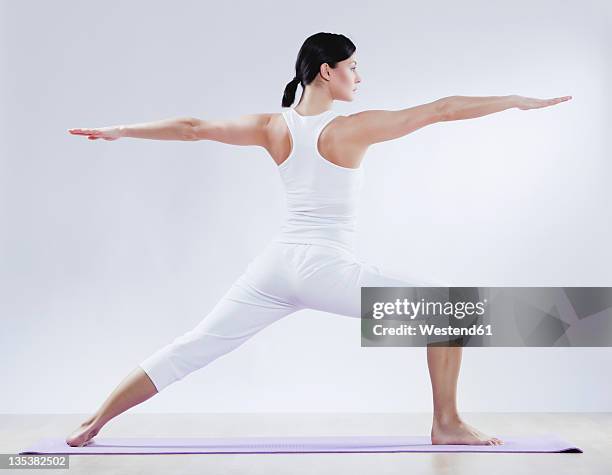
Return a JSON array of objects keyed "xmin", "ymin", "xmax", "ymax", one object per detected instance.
[
  {"xmin": 69, "ymin": 128, "xmax": 107, "ymax": 140},
  {"xmin": 69, "ymin": 128, "xmax": 93, "ymax": 134},
  {"xmin": 524, "ymin": 96, "xmax": 572, "ymax": 110},
  {"xmin": 68, "ymin": 128, "xmax": 102, "ymax": 136},
  {"xmin": 549, "ymin": 96, "xmax": 572, "ymax": 105}
]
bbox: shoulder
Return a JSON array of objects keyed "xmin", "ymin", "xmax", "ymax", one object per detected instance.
[
  {"xmin": 330, "ymin": 104, "xmax": 444, "ymax": 146},
  {"xmin": 324, "ymin": 113, "xmax": 358, "ymax": 141},
  {"xmin": 266, "ymin": 112, "xmax": 287, "ymax": 138}
]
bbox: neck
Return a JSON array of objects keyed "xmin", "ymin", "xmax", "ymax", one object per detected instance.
[{"xmin": 295, "ymin": 85, "xmax": 334, "ymax": 115}]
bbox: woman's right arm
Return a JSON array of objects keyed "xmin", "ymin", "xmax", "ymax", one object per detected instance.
[{"xmin": 68, "ymin": 117, "xmax": 194, "ymax": 141}]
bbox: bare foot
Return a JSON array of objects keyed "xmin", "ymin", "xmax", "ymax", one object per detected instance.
[
  {"xmin": 431, "ymin": 417, "xmax": 504, "ymax": 446},
  {"xmin": 65, "ymin": 416, "xmax": 102, "ymax": 447}
]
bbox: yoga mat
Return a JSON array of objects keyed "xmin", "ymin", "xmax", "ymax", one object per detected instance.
[{"xmin": 21, "ymin": 434, "xmax": 582, "ymax": 454}]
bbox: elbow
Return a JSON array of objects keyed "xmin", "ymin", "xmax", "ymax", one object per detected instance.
[
  {"xmin": 180, "ymin": 117, "xmax": 199, "ymax": 141},
  {"xmin": 437, "ymin": 96, "xmax": 456, "ymax": 122}
]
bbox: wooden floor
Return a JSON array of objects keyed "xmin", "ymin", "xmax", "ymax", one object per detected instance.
[{"xmin": 2, "ymin": 413, "xmax": 608, "ymax": 474}]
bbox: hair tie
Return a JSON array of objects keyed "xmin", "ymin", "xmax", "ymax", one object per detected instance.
[{"xmin": 293, "ymin": 76, "xmax": 300, "ymax": 83}]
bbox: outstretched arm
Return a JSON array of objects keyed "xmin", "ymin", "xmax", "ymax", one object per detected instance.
[
  {"xmin": 68, "ymin": 117, "xmax": 196, "ymax": 141},
  {"xmin": 68, "ymin": 113, "xmax": 272, "ymax": 148},
  {"xmin": 346, "ymin": 94, "xmax": 572, "ymax": 147}
]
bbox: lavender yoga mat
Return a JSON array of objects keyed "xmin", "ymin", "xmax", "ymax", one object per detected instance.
[{"xmin": 21, "ymin": 434, "xmax": 582, "ymax": 454}]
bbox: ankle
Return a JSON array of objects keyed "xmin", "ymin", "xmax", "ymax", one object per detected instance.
[
  {"xmin": 433, "ymin": 412, "xmax": 461, "ymax": 426},
  {"xmin": 84, "ymin": 414, "xmax": 104, "ymax": 428}
]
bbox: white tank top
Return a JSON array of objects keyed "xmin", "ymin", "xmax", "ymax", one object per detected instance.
[{"xmin": 271, "ymin": 107, "xmax": 365, "ymax": 253}]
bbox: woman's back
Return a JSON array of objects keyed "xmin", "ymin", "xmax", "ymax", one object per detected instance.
[{"xmin": 271, "ymin": 107, "xmax": 365, "ymax": 254}]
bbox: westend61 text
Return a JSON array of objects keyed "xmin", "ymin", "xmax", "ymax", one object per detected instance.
[{"xmin": 372, "ymin": 323, "xmax": 493, "ymax": 337}]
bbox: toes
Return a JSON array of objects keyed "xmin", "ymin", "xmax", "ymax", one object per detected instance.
[{"xmin": 66, "ymin": 438, "xmax": 81, "ymax": 447}]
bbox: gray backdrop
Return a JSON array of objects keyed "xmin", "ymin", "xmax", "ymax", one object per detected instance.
[{"xmin": 1, "ymin": 0, "xmax": 610, "ymax": 414}]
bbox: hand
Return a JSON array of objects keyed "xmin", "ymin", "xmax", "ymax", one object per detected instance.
[
  {"xmin": 68, "ymin": 125, "xmax": 123, "ymax": 140},
  {"xmin": 514, "ymin": 95, "xmax": 572, "ymax": 110}
]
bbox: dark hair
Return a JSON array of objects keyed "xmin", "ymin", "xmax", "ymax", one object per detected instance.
[{"xmin": 281, "ymin": 32, "xmax": 356, "ymax": 107}]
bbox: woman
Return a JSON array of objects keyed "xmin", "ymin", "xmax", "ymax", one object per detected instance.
[{"xmin": 66, "ymin": 32, "xmax": 571, "ymax": 448}]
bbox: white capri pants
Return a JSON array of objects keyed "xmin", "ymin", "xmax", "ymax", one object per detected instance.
[{"xmin": 139, "ymin": 241, "xmax": 441, "ymax": 392}]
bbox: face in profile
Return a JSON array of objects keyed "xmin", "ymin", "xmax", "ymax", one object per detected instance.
[{"xmin": 328, "ymin": 52, "xmax": 361, "ymax": 102}]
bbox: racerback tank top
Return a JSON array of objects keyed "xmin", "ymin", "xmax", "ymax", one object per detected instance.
[{"xmin": 271, "ymin": 107, "xmax": 365, "ymax": 253}]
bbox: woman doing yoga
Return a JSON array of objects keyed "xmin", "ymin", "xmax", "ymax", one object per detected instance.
[{"xmin": 66, "ymin": 32, "xmax": 571, "ymax": 448}]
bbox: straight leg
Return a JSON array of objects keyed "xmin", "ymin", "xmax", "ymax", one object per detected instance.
[{"xmin": 66, "ymin": 244, "xmax": 300, "ymax": 446}]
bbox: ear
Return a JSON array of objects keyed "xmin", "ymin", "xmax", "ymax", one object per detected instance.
[{"xmin": 319, "ymin": 62, "xmax": 331, "ymax": 81}]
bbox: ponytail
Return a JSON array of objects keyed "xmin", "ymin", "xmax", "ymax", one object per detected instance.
[{"xmin": 282, "ymin": 77, "xmax": 301, "ymax": 107}]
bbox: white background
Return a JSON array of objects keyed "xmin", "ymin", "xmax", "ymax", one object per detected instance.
[{"xmin": 1, "ymin": 0, "xmax": 610, "ymax": 414}]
